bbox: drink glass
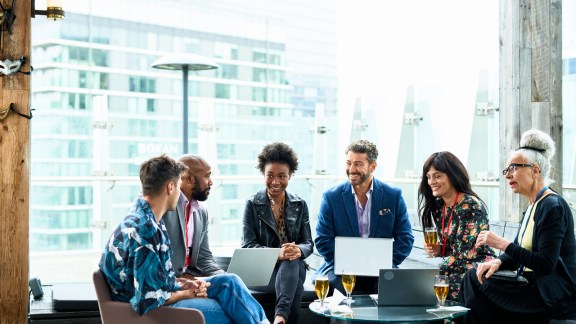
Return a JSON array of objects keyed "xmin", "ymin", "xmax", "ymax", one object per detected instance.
[
  {"xmin": 434, "ymin": 275, "xmax": 449, "ymax": 307},
  {"xmin": 314, "ymin": 277, "xmax": 330, "ymax": 310},
  {"xmin": 341, "ymin": 273, "xmax": 356, "ymax": 305},
  {"xmin": 424, "ymin": 227, "xmax": 438, "ymax": 258}
]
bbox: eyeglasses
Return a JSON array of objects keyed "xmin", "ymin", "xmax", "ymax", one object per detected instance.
[{"xmin": 502, "ymin": 163, "xmax": 533, "ymax": 175}]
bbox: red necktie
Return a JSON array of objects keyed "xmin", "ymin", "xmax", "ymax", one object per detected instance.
[{"xmin": 184, "ymin": 204, "xmax": 192, "ymax": 268}]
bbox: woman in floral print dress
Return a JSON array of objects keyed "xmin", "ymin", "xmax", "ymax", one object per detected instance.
[{"xmin": 418, "ymin": 151, "xmax": 495, "ymax": 301}]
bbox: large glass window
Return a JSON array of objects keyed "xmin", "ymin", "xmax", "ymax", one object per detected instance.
[{"xmin": 28, "ymin": 1, "xmax": 576, "ymax": 284}]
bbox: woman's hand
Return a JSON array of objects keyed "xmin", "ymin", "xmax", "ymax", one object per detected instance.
[
  {"xmin": 423, "ymin": 242, "xmax": 441, "ymax": 257},
  {"xmin": 476, "ymin": 259, "xmax": 502, "ymax": 284},
  {"xmin": 475, "ymin": 230, "xmax": 510, "ymax": 251},
  {"xmin": 279, "ymin": 242, "xmax": 302, "ymax": 261}
]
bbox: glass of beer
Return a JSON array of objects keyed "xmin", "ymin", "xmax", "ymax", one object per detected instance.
[
  {"xmin": 424, "ymin": 227, "xmax": 438, "ymax": 258},
  {"xmin": 315, "ymin": 276, "xmax": 330, "ymax": 310},
  {"xmin": 341, "ymin": 272, "xmax": 356, "ymax": 305},
  {"xmin": 434, "ymin": 275, "xmax": 449, "ymax": 307}
]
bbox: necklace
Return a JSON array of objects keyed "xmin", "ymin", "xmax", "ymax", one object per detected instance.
[
  {"xmin": 441, "ymin": 192, "xmax": 460, "ymax": 257},
  {"xmin": 267, "ymin": 191, "xmax": 285, "ymax": 229}
]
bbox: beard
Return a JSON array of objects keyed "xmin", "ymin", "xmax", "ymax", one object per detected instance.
[
  {"xmin": 191, "ymin": 183, "xmax": 210, "ymax": 201},
  {"xmin": 347, "ymin": 169, "xmax": 371, "ymax": 186}
]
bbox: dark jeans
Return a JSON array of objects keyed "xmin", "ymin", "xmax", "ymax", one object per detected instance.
[
  {"xmin": 326, "ymin": 269, "xmax": 378, "ymax": 296},
  {"xmin": 265, "ymin": 259, "xmax": 306, "ymax": 324}
]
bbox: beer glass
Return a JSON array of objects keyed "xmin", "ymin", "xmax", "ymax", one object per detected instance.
[
  {"xmin": 315, "ymin": 277, "xmax": 329, "ymax": 310},
  {"xmin": 341, "ymin": 273, "xmax": 356, "ymax": 305},
  {"xmin": 424, "ymin": 227, "xmax": 438, "ymax": 258},
  {"xmin": 434, "ymin": 275, "xmax": 449, "ymax": 307}
]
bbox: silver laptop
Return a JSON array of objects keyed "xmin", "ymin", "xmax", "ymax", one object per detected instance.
[
  {"xmin": 334, "ymin": 236, "xmax": 393, "ymax": 276},
  {"xmin": 226, "ymin": 248, "xmax": 280, "ymax": 287},
  {"xmin": 377, "ymin": 269, "xmax": 439, "ymax": 306}
]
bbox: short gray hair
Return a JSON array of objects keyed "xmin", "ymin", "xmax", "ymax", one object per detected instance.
[{"xmin": 346, "ymin": 140, "xmax": 378, "ymax": 163}]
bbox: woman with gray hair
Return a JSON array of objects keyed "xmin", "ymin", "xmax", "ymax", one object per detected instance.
[{"xmin": 461, "ymin": 129, "xmax": 576, "ymax": 323}]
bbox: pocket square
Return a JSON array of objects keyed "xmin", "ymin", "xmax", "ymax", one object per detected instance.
[{"xmin": 379, "ymin": 209, "xmax": 391, "ymax": 215}]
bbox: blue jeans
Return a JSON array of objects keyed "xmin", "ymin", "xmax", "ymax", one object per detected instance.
[{"xmin": 170, "ymin": 273, "xmax": 269, "ymax": 324}]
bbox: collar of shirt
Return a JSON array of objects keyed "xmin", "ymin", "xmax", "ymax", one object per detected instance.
[
  {"xmin": 353, "ymin": 181, "xmax": 373, "ymax": 237},
  {"xmin": 352, "ymin": 180, "xmax": 374, "ymax": 209},
  {"xmin": 178, "ymin": 192, "xmax": 200, "ymax": 214}
]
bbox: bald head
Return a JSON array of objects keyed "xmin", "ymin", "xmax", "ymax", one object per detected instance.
[
  {"xmin": 179, "ymin": 154, "xmax": 209, "ymax": 174},
  {"xmin": 178, "ymin": 154, "xmax": 212, "ymax": 201}
]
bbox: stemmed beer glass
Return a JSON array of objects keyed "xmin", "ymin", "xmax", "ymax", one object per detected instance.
[
  {"xmin": 341, "ymin": 272, "xmax": 356, "ymax": 305},
  {"xmin": 424, "ymin": 227, "xmax": 438, "ymax": 258},
  {"xmin": 315, "ymin": 276, "xmax": 330, "ymax": 311},
  {"xmin": 434, "ymin": 275, "xmax": 449, "ymax": 307}
]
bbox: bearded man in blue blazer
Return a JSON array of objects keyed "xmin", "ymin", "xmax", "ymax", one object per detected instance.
[{"xmin": 315, "ymin": 139, "xmax": 414, "ymax": 294}]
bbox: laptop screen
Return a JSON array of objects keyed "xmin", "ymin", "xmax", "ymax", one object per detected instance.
[
  {"xmin": 377, "ymin": 269, "xmax": 438, "ymax": 306},
  {"xmin": 226, "ymin": 248, "xmax": 280, "ymax": 287},
  {"xmin": 334, "ymin": 237, "xmax": 393, "ymax": 276}
]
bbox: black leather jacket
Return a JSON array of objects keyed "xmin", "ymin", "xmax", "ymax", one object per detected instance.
[{"xmin": 241, "ymin": 189, "xmax": 314, "ymax": 260}]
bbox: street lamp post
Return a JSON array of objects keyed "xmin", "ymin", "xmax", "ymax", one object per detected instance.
[{"xmin": 152, "ymin": 54, "xmax": 218, "ymax": 154}]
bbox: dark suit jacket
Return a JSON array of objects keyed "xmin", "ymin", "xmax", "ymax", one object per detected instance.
[
  {"xmin": 314, "ymin": 177, "xmax": 414, "ymax": 276},
  {"xmin": 163, "ymin": 194, "xmax": 224, "ymax": 277}
]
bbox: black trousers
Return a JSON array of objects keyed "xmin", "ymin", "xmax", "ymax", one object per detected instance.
[
  {"xmin": 460, "ymin": 268, "xmax": 549, "ymax": 324},
  {"xmin": 265, "ymin": 259, "xmax": 306, "ymax": 324}
]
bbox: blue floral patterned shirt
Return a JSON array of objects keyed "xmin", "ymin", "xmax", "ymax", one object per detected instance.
[{"xmin": 98, "ymin": 197, "xmax": 179, "ymax": 315}]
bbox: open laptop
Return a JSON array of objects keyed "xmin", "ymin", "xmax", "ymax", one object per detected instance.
[
  {"xmin": 226, "ymin": 248, "xmax": 280, "ymax": 287},
  {"xmin": 377, "ymin": 269, "xmax": 439, "ymax": 306},
  {"xmin": 334, "ymin": 236, "xmax": 393, "ymax": 276}
]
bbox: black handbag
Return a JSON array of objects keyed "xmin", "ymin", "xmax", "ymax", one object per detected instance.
[{"xmin": 489, "ymin": 270, "xmax": 529, "ymax": 285}]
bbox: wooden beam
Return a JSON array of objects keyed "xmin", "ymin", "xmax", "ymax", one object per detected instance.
[
  {"xmin": 499, "ymin": 0, "xmax": 563, "ymax": 221},
  {"xmin": 0, "ymin": 0, "xmax": 31, "ymax": 322}
]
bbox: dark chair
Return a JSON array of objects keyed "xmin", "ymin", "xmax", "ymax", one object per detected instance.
[{"xmin": 93, "ymin": 270, "xmax": 205, "ymax": 324}]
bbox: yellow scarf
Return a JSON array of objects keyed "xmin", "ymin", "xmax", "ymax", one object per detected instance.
[{"xmin": 518, "ymin": 192, "xmax": 553, "ymax": 271}]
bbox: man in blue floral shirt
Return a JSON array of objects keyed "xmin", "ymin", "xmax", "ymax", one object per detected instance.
[{"xmin": 99, "ymin": 154, "xmax": 269, "ymax": 323}]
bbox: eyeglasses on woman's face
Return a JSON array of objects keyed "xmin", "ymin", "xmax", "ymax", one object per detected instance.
[{"xmin": 502, "ymin": 163, "xmax": 533, "ymax": 176}]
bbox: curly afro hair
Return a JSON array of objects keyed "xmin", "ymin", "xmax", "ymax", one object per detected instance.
[{"xmin": 257, "ymin": 142, "xmax": 299, "ymax": 175}]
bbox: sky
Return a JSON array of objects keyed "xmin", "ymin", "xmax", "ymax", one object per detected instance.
[
  {"xmin": 338, "ymin": 0, "xmax": 499, "ymax": 97},
  {"xmin": 336, "ymin": 0, "xmax": 500, "ymax": 170}
]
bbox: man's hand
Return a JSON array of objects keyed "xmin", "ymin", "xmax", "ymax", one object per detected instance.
[
  {"xmin": 176, "ymin": 277, "xmax": 197, "ymax": 290},
  {"xmin": 181, "ymin": 273, "xmax": 196, "ymax": 281},
  {"xmin": 176, "ymin": 278, "xmax": 210, "ymax": 298},
  {"xmin": 192, "ymin": 280, "xmax": 210, "ymax": 298},
  {"xmin": 279, "ymin": 242, "xmax": 302, "ymax": 261}
]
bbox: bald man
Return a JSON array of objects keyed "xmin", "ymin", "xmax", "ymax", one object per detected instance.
[{"xmin": 163, "ymin": 155, "xmax": 225, "ymax": 278}]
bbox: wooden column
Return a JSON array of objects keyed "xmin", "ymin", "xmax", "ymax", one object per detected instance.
[
  {"xmin": 499, "ymin": 0, "xmax": 563, "ymax": 221},
  {"xmin": 0, "ymin": 0, "xmax": 31, "ymax": 323}
]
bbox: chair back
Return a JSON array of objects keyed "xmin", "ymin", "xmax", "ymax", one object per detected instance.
[
  {"xmin": 93, "ymin": 269, "xmax": 112, "ymax": 302},
  {"xmin": 92, "ymin": 269, "xmax": 205, "ymax": 324}
]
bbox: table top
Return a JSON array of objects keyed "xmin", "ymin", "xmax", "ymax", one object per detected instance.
[{"xmin": 308, "ymin": 295, "xmax": 468, "ymax": 322}]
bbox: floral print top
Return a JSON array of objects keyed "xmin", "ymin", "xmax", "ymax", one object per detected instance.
[
  {"xmin": 432, "ymin": 193, "xmax": 496, "ymax": 301},
  {"xmin": 99, "ymin": 197, "xmax": 179, "ymax": 315}
]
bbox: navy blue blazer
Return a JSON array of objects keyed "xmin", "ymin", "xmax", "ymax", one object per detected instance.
[{"xmin": 314, "ymin": 177, "xmax": 414, "ymax": 277}]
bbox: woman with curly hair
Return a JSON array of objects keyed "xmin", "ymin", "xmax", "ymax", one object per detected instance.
[
  {"xmin": 242, "ymin": 142, "xmax": 313, "ymax": 324},
  {"xmin": 418, "ymin": 151, "xmax": 495, "ymax": 301}
]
